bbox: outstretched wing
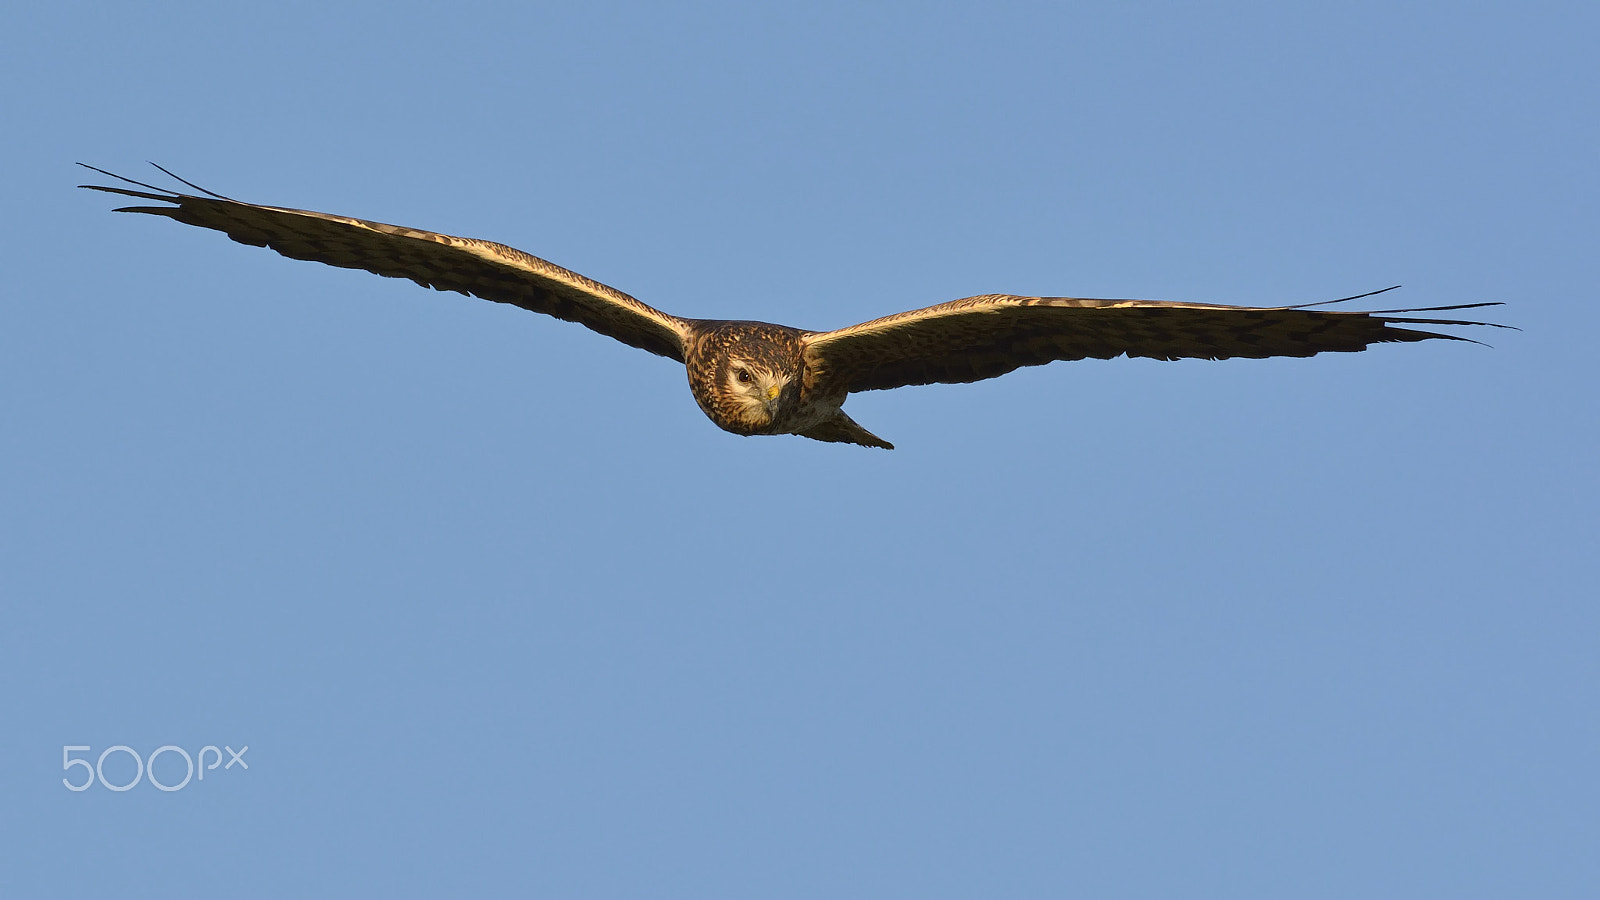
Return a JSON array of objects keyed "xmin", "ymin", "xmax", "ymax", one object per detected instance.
[
  {"xmin": 80, "ymin": 164, "xmax": 691, "ymax": 361},
  {"xmin": 802, "ymin": 290, "xmax": 1506, "ymax": 394}
]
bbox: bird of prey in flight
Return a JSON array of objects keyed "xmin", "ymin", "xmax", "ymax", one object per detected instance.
[{"xmin": 81, "ymin": 164, "xmax": 1503, "ymax": 450}]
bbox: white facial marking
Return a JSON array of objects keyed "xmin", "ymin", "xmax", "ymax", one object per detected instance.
[{"xmin": 725, "ymin": 359, "xmax": 789, "ymax": 426}]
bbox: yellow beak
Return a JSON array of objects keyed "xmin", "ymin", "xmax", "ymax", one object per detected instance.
[{"xmin": 766, "ymin": 385, "xmax": 781, "ymax": 400}]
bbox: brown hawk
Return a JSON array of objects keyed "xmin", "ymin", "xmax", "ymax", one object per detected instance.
[{"xmin": 81, "ymin": 164, "xmax": 1504, "ymax": 450}]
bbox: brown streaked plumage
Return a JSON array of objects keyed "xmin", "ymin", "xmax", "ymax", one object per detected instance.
[{"xmin": 81, "ymin": 164, "xmax": 1507, "ymax": 450}]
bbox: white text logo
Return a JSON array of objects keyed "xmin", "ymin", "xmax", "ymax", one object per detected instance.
[{"xmin": 62, "ymin": 744, "xmax": 249, "ymax": 792}]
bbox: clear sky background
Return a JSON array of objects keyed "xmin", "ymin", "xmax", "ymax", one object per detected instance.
[{"xmin": 3, "ymin": 1, "xmax": 1595, "ymax": 896}]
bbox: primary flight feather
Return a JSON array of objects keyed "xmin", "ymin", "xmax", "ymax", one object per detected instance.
[{"xmin": 80, "ymin": 163, "xmax": 1505, "ymax": 450}]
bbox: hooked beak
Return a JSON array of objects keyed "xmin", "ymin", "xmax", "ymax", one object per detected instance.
[{"xmin": 766, "ymin": 384, "xmax": 781, "ymax": 400}]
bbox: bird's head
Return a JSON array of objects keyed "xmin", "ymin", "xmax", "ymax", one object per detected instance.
[
  {"xmin": 686, "ymin": 325, "xmax": 805, "ymax": 435},
  {"xmin": 715, "ymin": 354, "xmax": 800, "ymax": 430}
]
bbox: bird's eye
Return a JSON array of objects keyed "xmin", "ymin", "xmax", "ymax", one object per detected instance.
[{"xmin": 737, "ymin": 369, "xmax": 753, "ymax": 383}]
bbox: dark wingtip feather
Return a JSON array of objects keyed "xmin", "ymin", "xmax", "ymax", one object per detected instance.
[
  {"xmin": 78, "ymin": 161, "xmax": 234, "ymax": 203},
  {"xmin": 76, "ymin": 162, "xmax": 176, "ymax": 196},
  {"xmin": 1378, "ymin": 324, "xmax": 1498, "ymax": 348},
  {"xmin": 1307, "ymin": 286, "xmax": 1516, "ymax": 337},
  {"xmin": 110, "ymin": 205, "xmax": 184, "ymax": 218},
  {"xmin": 1380, "ymin": 312, "xmax": 1516, "ymax": 330},
  {"xmin": 1367, "ymin": 301, "xmax": 1511, "ymax": 321},
  {"xmin": 80, "ymin": 183, "xmax": 178, "ymax": 203},
  {"xmin": 1288, "ymin": 285, "xmax": 1403, "ymax": 309},
  {"xmin": 1289, "ymin": 289, "xmax": 1510, "ymax": 327},
  {"xmin": 147, "ymin": 161, "xmax": 233, "ymax": 200}
]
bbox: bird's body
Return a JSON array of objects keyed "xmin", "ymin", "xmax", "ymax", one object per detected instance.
[
  {"xmin": 683, "ymin": 320, "xmax": 890, "ymax": 448},
  {"xmin": 81, "ymin": 164, "xmax": 1505, "ymax": 450}
]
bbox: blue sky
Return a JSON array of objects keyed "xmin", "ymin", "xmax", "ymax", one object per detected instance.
[{"xmin": 3, "ymin": 1, "xmax": 1596, "ymax": 896}]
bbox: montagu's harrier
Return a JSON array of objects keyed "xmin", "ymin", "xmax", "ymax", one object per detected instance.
[{"xmin": 81, "ymin": 164, "xmax": 1504, "ymax": 450}]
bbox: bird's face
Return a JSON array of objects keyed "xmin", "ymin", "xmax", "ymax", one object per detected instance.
[
  {"xmin": 684, "ymin": 324, "xmax": 808, "ymax": 436},
  {"xmin": 717, "ymin": 355, "xmax": 797, "ymax": 431}
]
